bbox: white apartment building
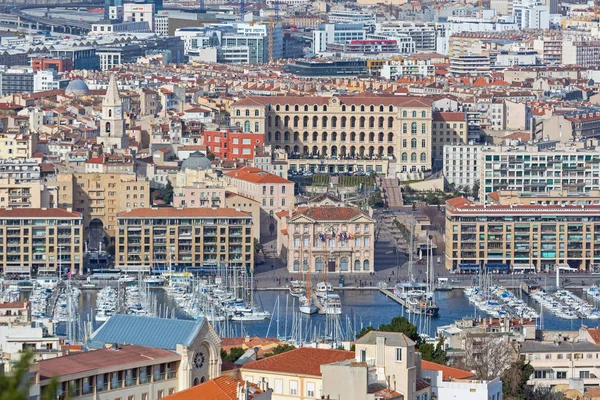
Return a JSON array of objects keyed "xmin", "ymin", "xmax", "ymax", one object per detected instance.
[
  {"xmin": 328, "ymin": 10, "xmax": 376, "ymax": 25},
  {"xmin": 123, "ymin": 3, "xmax": 155, "ymax": 31},
  {"xmin": 33, "ymin": 69, "xmax": 67, "ymax": 93},
  {"xmin": 439, "ymin": 17, "xmax": 518, "ymax": 55},
  {"xmin": 312, "ymin": 23, "xmax": 366, "ymax": 53},
  {"xmin": 108, "ymin": 5, "xmax": 124, "ymax": 20},
  {"xmin": 443, "ymin": 144, "xmax": 487, "ymax": 190},
  {"xmin": 513, "ymin": 0, "xmax": 550, "ymax": 29},
  {"xmin": 532, "ymin": 38, "xmax": 562, "ymax": 65},
  {"xmin": 449, "ymin": 55, "xmax": 491, "ymax": 75},
  {"xmin": 155, "ymin": 11, "xmax": 169, "ymax": 36},
  {"xmin": 381, "ymin": 59, "xmax": 435, "ymax": 79},
  {"xmin": 367, "ymin": 33, "xmax": 415, "ymax": 54},
  {"xmin": 562, "ymin": 40, "xmax": 600, "ymax": 67},
  {"xmin": 374, "ymin": 22, "xmax": 439, "ymax": 51}
]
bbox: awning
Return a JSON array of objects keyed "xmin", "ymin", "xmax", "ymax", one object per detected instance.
[
  {"xmin": 459, "ymin": 264, "xmax": 480, "ymax": 271},
  {"xmin": 485, "ymin": 263, "xmax": 509, "ymax": 271},
  {"xmin": 513, "ymin": 263, "xmax": 535, "ymax": 271}
]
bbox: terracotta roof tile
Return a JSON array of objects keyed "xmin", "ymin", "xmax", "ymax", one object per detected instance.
[
  {"xmin": 163, "ymin": 376, "xmax": 263, "ymax": 400},
  {"xmin": 118, "ymin": 208, "xmax": 251, "ymax": 218},
  {"xmin": 0, "ymin": 208, "xmax": 80, "ymax": 219},
  {"xmin": 226, "ymin": 166, "xmax": 292, "ymax": 184},
  {"xmin": 421, "ymin": 360, "xmax": 475, "ymax": 381},
  {"xmin": 242, "ymin": 348, "xmax": 354, "ymax": 376}
]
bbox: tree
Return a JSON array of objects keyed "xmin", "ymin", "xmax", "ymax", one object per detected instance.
[
  {"xmin": 264, "ymin": 343, "xmax": 296, "ymax": 357},
  {"xmin": 357, "ymin": 317, "xmax": 422, "ymax": 347},
  {"xmin": 455, "ymin": 333, "xmax": 516, "ymax": 380},
  {"xmin": 523, "ymin": 386, "xmax": 567, "ymax": 400},
  {"xmin": 501, "ymin": 360, "xmax": 534, "ymax": 400},
  {"xmin": 224, "ymin": 347, "xmax": 246, "ymax": 362},
  {"xmin": 419, "ymin": 337, "xmax": 447, "ymax": 364},
  {"xmin": 472, "ymin": 181, "xmax": 480, "ymax": 199},
  {"xmin": 1, "ymin": 351, "xmax": 61, "ymax": 400},
  {"xmin": 161, "ymin": 179, "xmax": 174, "ymax": 204},
  {"xmin": 206, "ymin": 152, "xmax": 216, "ymax": 161}
]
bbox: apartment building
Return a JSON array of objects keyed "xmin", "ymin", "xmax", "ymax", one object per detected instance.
[
  {"xmin": 513, "ymin": 0, "xmax": 550, "ymax": 29},
  {"xmin": 204, "ymin": 128, "xmax": 265, "ymax": 161},
  {"xmin": 478, "ymin": 148, "xmax": 600, "ymax": 199},
  {"xmin": 56, "ymin": 172, "xmax": 150, "ymax": 238},
  {"xmin": 444, "ymin": 197, "xmax": 600, "ymax": 272},
  {"xmin": 0, "ymin": 208, "xmax": 83, "ymax": 276},
  {"xmin": 224, "ymin": 166, "xmax": 294, "ymax": 223},
  {"xmin": 519, "ymin": 340, "xmax": 600, "ymax": 387},
  {"xmin": 0, "ymin": 178, "xmax": 55, "ymax": 209},
  {"xmin": 432, "ymin": 112, "xmax": 468, "ymax": 162},
  {"xmin": 30, "ymin": 56, "xmax": 73, "ymax": 72},
  {"xmin": 0, "ymin": 133, "xmax": 37, "ymax": 159},
  {"xmin": 276, "ymin": 205, "xmax": 375, "ymax": 273},
  {"xmin": 562, "ymin": 41, "xmax": 600, "ymax": 67},
  {"xmin": 374, "ymin": 22, "xmax": 438, "ymax": 51},
  {"xmin": 116, "ymin": 208, "xmax": 254, "ymax": 271},
  {"xmin": 312, "ymin": 23, "xmax": 366, "ymax": 53},
  {"xmin": 532, "ymin": 38, "xmax": 562, "ymax": 65},
  {"xmin": 230, "ymin": 95, "xmax": 433, "ymax": 178},
  {"xmin": 443, "ymin": 144, "xmax": 483, "ymax": 190},
  {"xmin": 449, "ymin": 55, "xmax": 491, "ymax": 75},
  {"xmin": 380, "ymin": 59, "xmax": 435, "ymax": 80},
  {"xmin": 0, "ymin": 67, "xmax": 34, "ymax": 96},
  {"xmin": 0, "ymin": 158, "xmax": 40, "ymax": 182}
]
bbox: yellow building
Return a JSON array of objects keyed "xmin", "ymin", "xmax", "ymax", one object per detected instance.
[
  {"xmin": 432, "ymin": 111, "xmax": 468, "ymax": 162},
  {"xmin": 0, "ymin": 208, "xmax": 83, "ymax": 276},
  {"xmin": 0, "ymin": 132, "xmax": 36, "ymax": 160},
  {"xmin": 445, "ymin": 196, "xmax": 600, "ymax": 272},
  {"xmin": 0, "ymin": 178, "xmax": 55, "ymax": 209},
  {"xmin": 116, "ymin": 208, "xmax": 254, "ymax": 271},
  {"xmin": 56, "ymin": 172, "xmax": 150, "ymax": 241},
  {"xmin": 230, "ymin": 95, "xmax": 433, "ymax": 178}
]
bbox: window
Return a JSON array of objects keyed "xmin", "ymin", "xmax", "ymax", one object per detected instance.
[
  {"xmin": 290, "ymin": 381, "xmax": 298, "ymax": 396},
  {"xmin": 557, "ymin": 371, "xmax": 567, "ymax": 379},
  {"xmin": 128, "ymin": 396, "xmax": 135, "ymax": 400},
  {"xmin": 395, "ymin": 348, "xmax": 402, "ymax": 361},
  {"xmin": 275, "ymin": 379, "xmax": 283, "ymax": 394},
  {"xmin": 157, "ymin": 391, "xmax": 163, "ymax": 400},
  {"xmin": 142, "ymin": 394, "xmax": 148, "ymax": 400},
  {"xmin": 307, "ymin": 382, "xmax": 315, "ymax": 398},
  {"xmin": 360, "ymin": 349, "xmax": 367, "ymax": 362},
  {"xmin": 580, "ymin": 371, "xmax": 590, "ymax": 379}
]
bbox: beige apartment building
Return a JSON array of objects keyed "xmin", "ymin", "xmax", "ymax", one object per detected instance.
[
  {"xmin": 56, "ymin": 172, "xmax": 150, "ymax": 239},
  {"xmin": 230, "ymin": 95, "xmax": 433, "ymax": 178},
  {"xmin": 0, "ymin": 178, "xmax": 55, "ymax": 209},
  {"xmin": 0, "ymin": 208, "xmax": 83, "ymax": 276},
  {"xmin": 224, "ymin": 166, "xmax": 294, "ymax": 234},
  {"xmin": 432, "ymin": 111, "xmax": 468, "ymax": 162},
  {"xmin": 445, "ymin": 196, "xmax": 600, "ymax": 273},
  {"xmin": 276, "ymin": 204, "xmax": 375, "ymax": 273},
  {"xmin": 116, "ymin": 208, "xmax": 254, "ymax": 271}
]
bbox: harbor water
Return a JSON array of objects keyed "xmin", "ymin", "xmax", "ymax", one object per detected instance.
[{"xmin": 56, "ymin": 288, "xmax": 600, "ymax": 340}]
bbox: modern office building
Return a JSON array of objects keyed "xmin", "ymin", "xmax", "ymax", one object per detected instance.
[
  {"xmin": 97, "ymin": 36, "xmax": 184, "ymax": 70},
  {"xmin": 230, "ymin": 95, "xmax": 433, "ymax": 178},
  {"xmin": 443, "ymin": 144, "xmax": 484, "ymax": 190},
  {"xmin": 276, "ymin": 204, "xmax": 375, "ymax": 273},
  {"xmin": 478, "ymin": 148, "xmax": 600, "ymax": 198},
  {"xmin": 312, "ymin": 23, "xmax": 366, "ymax": 53},
  {"xmin": 513, "ymin": 0, "xmax": 550, "ymax": 29},
  {"xmin": 374, "ymin": 22, "xmax": 438, "ymax": 52},
  {"xmin": 49, "ymin": 46, "xmax": 99, "ymax": 70},
  {"xmin": 282, "ymin": 60, "xmax": 368, "ymax": 77},
  {"xmin": 123, "ymin": 3, "xmax": 155, "ymax": 30},
  {"xmin": 115, "ymin": 208, "xmax": 254, "ymax": 271},
  {"xmin": 0, "ymin": 67, "xmax": 34, "ymax": 96},
  {"xmin": 445, "ymin": 196, "xmax": 600, "ymax": 272},
  {"xmin": 380, "ymin": 59, "xmax": 434, "ymax": 80},
  {"xmin": 562, "ymin": 40, "xmax": 600, "ymax": 67},
  {"xmin": 33, "ymin": 69, "xmax": 69, "ymax": 93},
  {"xmin": 0, "ymin": 208, "xmax": 83, "ymax": 276}
]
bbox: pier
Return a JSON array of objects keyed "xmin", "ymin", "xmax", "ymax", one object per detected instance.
[{"xmin": 379, "ymin": 287, "xmax": 410, "ymax": 308}]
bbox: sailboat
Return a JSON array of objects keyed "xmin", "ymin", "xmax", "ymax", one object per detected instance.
[
  {"xmin": 299, "ymin": 272, "xmax": 317, "ymax": 314},
  {"xmin": 230, "ymin": 271, "xmax": 270, "ymax": 321}
]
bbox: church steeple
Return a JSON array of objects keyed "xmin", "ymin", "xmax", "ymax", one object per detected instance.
[{"xmin": 98, "ymin": 74, "xmax": 128, "ymax": 151}]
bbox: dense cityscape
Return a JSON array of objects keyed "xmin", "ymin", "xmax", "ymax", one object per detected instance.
[{"xmin": 0, "ymin": 0, "xmax": 599, "ymax": 398}]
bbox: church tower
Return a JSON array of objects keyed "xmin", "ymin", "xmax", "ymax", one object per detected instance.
[{"xmin": 98, "ymin": 74, "xmax": 128, "ymax": 150}]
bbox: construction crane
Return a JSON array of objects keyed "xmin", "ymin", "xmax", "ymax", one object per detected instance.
[
  {"xmin": 247, "ymin": 0, "xmax": 279, "ymax": 63},
  {"xmin": 240, "ymin": 0, "xmax": 244, "ymax": 17}
]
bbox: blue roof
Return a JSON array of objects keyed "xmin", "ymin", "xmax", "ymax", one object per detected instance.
[{"xmin": 89, "ymin": 315, "xmax": 204, "ymax": 350}]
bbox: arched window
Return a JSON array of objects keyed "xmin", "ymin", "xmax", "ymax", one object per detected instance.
[
  {"xmin": 389, "ymin": 105, "xmax": 394, "ymax": 112},
  {"xmin": 420, "ymin": 152, "xmax": 427, "ymax": 162},
  {"xmin": 314, "ymin": 105, "xmax": 318, "ymax": 112},
  {"xmin": 303, "ymin": 259, "xmax": 308, "ymax": 271},
  {"xmin": 285, "ymin": 105, "xmax": 289, "ymax": 111},
  {"xmin": 341, "ymin": 257, "xmax": 349, "ymax": 271},
  {"xmin": 244, "ymin": 121, "xmax": 250, "ymax": 132},
  {"xmin": 361, "ymin": 105, "xmax": 365, "ymax": 112},
  {"xmin": 412, "ymin": 111, "xmax": 417, "ymax": 118},
  {"xmin": 295, "ymin": 105, "xmax": 299, "ymax": 111},
  {"xmin": 359, "ymin": 117, "xmax": 365, "ymax": 128},
  {"xmin": 402, "ymin": 139, "xmax": 407, "ymax": 147},
  {"xmin": 403, "ymin": 110, "xmax": 407, "ymax": 117},
  {"xmin": 351, "ymin": 105, "xmax": 356, "ymax": 112},
  {"xmin": 236, "ymin": 110, "xmax": 241, "ymax": 116},
  {"xmin": 422, "ymin": 139, "xmax": 426, "ymax": 148},
  {"xmin": 341, "ymin": 117, "xmax": 347, "ymax": 128},
  {"xmin": 369, "ymin": 116, "xmax": 375, "ymax": 128},
  {"xmin": 294, "ymin": 116, "xmax": 299, "ymax": 128},
  {"xmin": 332, "ymin": 116, "xmax": 337, "ymax": 128},
  {"xmin": 105, "ymin": 122, "xmax": 111, "ymax": 134},
  {"xmin": 379, "ymin": 105, "xmax": 384, "ymax": 112},
  {"xmin": 275, "ymin": 105, "xmax": 280, "ymax": 111},
  {"xmin": 303, "ymin": 116, "xmax": 309, "ymax": 128},
  {"xmin": 323, "ymin": 105, "xmax": 328, "ymax": 111},
  {"xmin": 401, "ymin": 152, "xmax": 408, "ymax": 161},
  {"xmin": 422, "ymin": 123, "xmax": 427, "ymax": 134},
  {"xmin": 364, "ymin": 260, "xmax": 370, "ymax": 271},
  {"xmin": 354, "ymin": 260, "xmax": 361, "ymax": 271},
  {"xmin": 411, "ymin": 152, "xmax": 417, "ymax": 162},
  {"xmin": 293, "ymin": 260, "xmax": 299, "ymax": 271},
  {"xmin": 342, "ymin": 105, "xmax": 346, "ymax": 112},
  {"xmin": 351, "ymin": 117, "xmax": 356, "ymax": 128},
  {"xmin": 388, "ymin": 117, "xmax": 394, "ymax": 128},
  {"xmin": 411, "ymin": 138, "xmax": 417, "ymax": 148},
  {"xmin": 304, "ymin": 105, "xmax": 309, "ymax": 112},
  {"xmin": 255, "ymin": 110, "xmax": 260, "ymax": 116},
  {"xmin": 379, "ymin": 117, "xmax": 384, "ymax": 128},
  {"xmin": 108, "ymin": 109, "xmax": 112, "ymax": 117},
  {"xmin": 422, "ymin": 111, "xmax": 426, "ymax": 118},
  {"xmin": 388, "ymin": 133, "xmax": 393, "ymax": 142},
  {"xmin": 313, "ymin": 116, "xmax": 318, "ymax": 128},
  {"xmin": 322, "ymin": 116, "xmax": 328, "ymax": 127},
  {"xmin": 245, "ymin": 109, "xmax": 250, "ymax": 116},
  {"xmin": 403, "ymin": 124, "xmax": 407, "ymax": 134},
  {"xmin": 411, "ymin": 122, "xmax": 417, "ymax": 134},
  {"xmin": 315, "ymin": 257, "xmax": 323, "ymax": 271}
]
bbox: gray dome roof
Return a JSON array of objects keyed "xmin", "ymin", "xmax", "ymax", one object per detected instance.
[
  {"xmin": 65, "ymin": 79, "xmax": 90, "ymax": 97},
  {"xmin": 181, "ymin": 151, "xmax": 211, "ymax": 170}
]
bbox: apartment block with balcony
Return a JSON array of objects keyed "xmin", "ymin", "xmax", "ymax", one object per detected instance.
[
  {"xmin": 0, "ymin": 208, "xmax": 83, "ymax": 276},
  {"xmin": 116, "ymin": 208, "xmax": 254, "ymax": 271},
  {"xmin": 445, "ymin": 197, "xmax": 600, "ymax": 272},
  {"xmin": 0, "ymin": 158, "xmax": 40, "ymax": 182},
  {"xmin": 0, "ymin": 178, "xmax": 55, "ymax": 209},
  {"xmin": 478, "ymin": 149, "xmax": 600, "ymax": 199}
]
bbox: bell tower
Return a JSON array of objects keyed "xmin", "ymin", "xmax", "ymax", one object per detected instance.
[{"xmin": 98, "ymin": 74, "xmax": 128, "ymax": 150}]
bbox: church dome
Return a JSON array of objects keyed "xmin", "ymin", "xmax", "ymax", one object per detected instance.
[
  {"xmin": 65, "ymin": 79, "xmax": 90, "ymax": 97},
  {"xmin": 181, "ymin": 151, "xmax": 211, "ymax": 170}
]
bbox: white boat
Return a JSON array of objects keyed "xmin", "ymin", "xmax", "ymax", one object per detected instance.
[
  {"xmin": 36, "ymin": 277, "xmax": 59, "ymax": 289},
  {"xmin": 322, "ymin": 294, "xmax": 342, "ymax": 315},
  {"xmin": 316, "ymin": 282, "xmax": 333, "ymax": 299},
  {"xmin": 230, "ymin": 310, "xmax": 271, "ymax": 321},
  {"xmin": 299, "ymin": 295, "xmax": 317, "ymax": 314},
  {"xmin": 118, "ymin": 274, "xmax": 136, "ymax": 284},
  {"xmin": 289, "ymin": 280, "xmax": 305, "ymax": 297},
  {"xmin": 143, "ymin": 275, "xmax": 165, "ymax": 287}
]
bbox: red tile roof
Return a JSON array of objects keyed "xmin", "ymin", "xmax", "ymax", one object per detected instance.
[
  {"xmin": 233, "ymin": 95, "xmax": 431, "ymax": 108},
  {"xmin": 242, "ymin": 348, "xmax": 354, "ymax": 376},
  {"xmin": 226, "ymin": 166, "xmax": 292, "ymax": 184},
  {"xmin": 0, "ymin": 301, "xmax": 27, "ymax": 309},
  {"xmin": 118, "ymin": 208, "xmax": 251, "ymax": 218},
  {"xmin": 39, "ymin": 345, "xmax": 178, "ymax": 380},
  {"xmin": 0, "ymin": 208, "xmax": 80, "ymax": 218},
  {"xmin": 421, "ymin": 360, "xmax": 475, "ymax": 381},
  {"xmin": 433, "ymin": 111, "xmax": 466, "ymax": 122},
  {"xmin": 585, "ymin": 327, "xmax": 600, "ymax": 345},
  {"xmin": 163, "ymin": 376, "xmax": 263, "ymax": 400}
]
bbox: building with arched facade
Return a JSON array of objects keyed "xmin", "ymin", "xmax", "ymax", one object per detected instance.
[
  {"xmin": 230, "ymin": 94, "xmax": 433, "ymax": 179},
  {"xmin": 276, "ymin": 204, "xmax": 375, "ymax": 274}
]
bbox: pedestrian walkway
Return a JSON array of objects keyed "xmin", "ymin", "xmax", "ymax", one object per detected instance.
[{"xmin": 379, "ymin": 177, "xmax": 403, "ymax": 209}]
